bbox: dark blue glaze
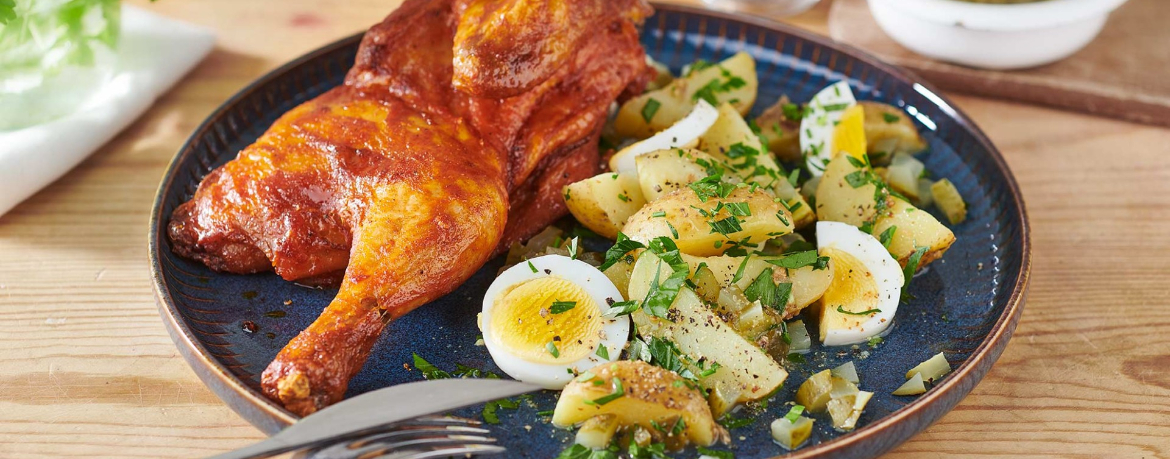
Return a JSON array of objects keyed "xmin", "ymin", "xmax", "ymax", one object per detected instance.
[{"xmin": 151, "ymin": 5, "xmax": 1028, "ymax": 458}]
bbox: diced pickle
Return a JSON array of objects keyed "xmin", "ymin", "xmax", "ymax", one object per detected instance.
[
  {"xmin": 886, "ymin": 153, "xmax": 925, "ymax": 200},
  {"xmin": 717, "ymin": 285, "xmax": 753, "ymax": 315},
  {"xmin": 931, "ymin": 179, "xmax": 967, "ymax": 225},
  {"xmin": 906, "ymin": 352, "xmax": 951, "ymax": 383},
  {"xmin": 795, "ymin": 370, "xmax": 833, "ymax": 413},
  {"xmin": 770, "ymin": 416, "xmax": 814, "ymax": 450},
  {"xmin": 575, "ymin": 414, "xmax": 619, "ymax": 450},
  {"xmin": 829, "ymin": 391, "xmax": 872, "ymax": 431},
  {"xmin": 829, "ymin": 376, "xmax": 859, "ymax": 399},
  {"xmin": 831, "ymin": 361, "xmax": 859, "ymax": 384},
  {"xmin": 893, "ymin": 373, "xmax": 927, "ymax": 396},
  {"xmin": 691, "ymin": 265, "xmax": 720, "ymax": 303},
  {"xmin": 786, "ymin": 320, "xmax": 812, "ymax": 352}
]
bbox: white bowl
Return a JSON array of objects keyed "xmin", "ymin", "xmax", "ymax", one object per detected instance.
[{"xmin": 868, "ymin": 0, "xmax": 1128, "ymax": 70}]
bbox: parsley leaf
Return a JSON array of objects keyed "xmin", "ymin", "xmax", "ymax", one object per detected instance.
[
  {"xmin": 903, "ymin": 245, "xmax": 929, "ymax": 290},
  {"xmin": 879, "ymin": 225, "xmax": 898, "ymax": 249},
  {"xmin": 546, "ymin": 340, "xmax": 560, "ymax": 358},
  {"xmin": 723, "ymin": 201, "xmax": 752, "ymax": 217},
  {"xmin": 883, "ymin": 112, "xmax": 900, "ymax": 123},
  {"xmin": 412, "ymin": 353, "xmax": 451, "ymax": 379},
  {"xmin": 837, "ymin": 305, "xmax": 881, "ymax": 316},
  {"xmin": 743, "ymin": 267, "xmax": 792, "ymax": 311},
  {"xmin": 641, "ymin": 98, "xmax": 661, "ymax": 123},
  {"xmin": 697, "ymin": 447, "xmax": 735, "ymax": 459},
  {"xmin": 784, "ymin": 405, "xmax": 805, "ymax": 423},
  {"xmin": 595, "ymin": 345, "xmax": 609, "ymax": 360},
  {"xmin": 767, "ymin": 250, "xmax": 830, "ymax": 270},
  {"xmin": 584, "ymin": 377, "xmax": 624, "ymax": 405},
  {"xmin": 550, "ymin": 300, "xmax": 576, "ymax": 314},
  {"xmin": 708, "ymin": 216, "xmax": 743, "ymax": 236},
  {"xmin": 599, "ymin": 233, "xmax": 645, "ymax": 271},
  {"xmin": 527, "ymin": 260, "xmax": 538, "ymax": 273},
  {"xmin": 603, "ymin": 300, "xmax": 639, "ymax": 318}
]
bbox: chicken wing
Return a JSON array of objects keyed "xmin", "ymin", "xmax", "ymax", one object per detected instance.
[{"xmin": 169, "ymin": 0, "xmax": 651, "ymax": 415}]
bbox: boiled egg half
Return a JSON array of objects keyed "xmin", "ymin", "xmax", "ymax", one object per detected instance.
[
  {"xmin": 801, "ymin": 81, "xmax": 866, "ymax": 176},
  {"xmin": 815, "ymin": 221, "xmax": 904, "ymax": 346},
  {"xmin": 480, "ymin": 255, "xmax": 629, "ymax": 389}
]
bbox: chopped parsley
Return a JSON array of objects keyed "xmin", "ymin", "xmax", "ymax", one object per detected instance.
[
  {"xmin": 666, "ymin": 221, "xmax": 679, "ymax": 239},
  {"xmin": 696, "ymin": 447, "xmax": 735, "ymax": 459},
  {"xmin": 550, "ymin": 300, "xmax": 576, "ymax": 314},
  {"xmin": 641, "ymin": 98, "xmax": 661, "ymax": 123},
  {"xmin": 767, "ymin": 250, "xmax": 830, "ymax": 270},
  {"xmin": 595, "ymin": 345, "xmax": 610, "ymax": 360},
  {"xmin": 603, "ymin": 300, "xmax": 639, "ymax": 318},
  {"xmin": 617, "ymin": 193, "xmax": 630, "ymax": 203},
  {"xmin": 731, "ymin": 255, "xmax": 752, "ymax": 284},
  {"xmin": 723, "ymin": 201, "xmax": 752, "ymax": 217},
  {"xmin": 743, "ymin": 267, "xmax": 792, "ymax": 311},
  {"xmin": 879, "ymin": 226, "xmax": 898, "ymax": 249},
  {"xmin": 639, "ymin": 238, "xmax": 691, "ymax": 319},
  {"xmin": 837, "ymin": 305, "xmax": 881, "ymax": 316},
  {"xmin": 707, "ymin": 216, "xmax": 743, "ymax": 236},
  {"xmin": 688, "ymin": 172, "xmax": 737, "ymax": 202},
  {"xmin": 784, "ymin": 404, "xmax": 806, "ymax": 423},
  {"xmin": 527, "ymin": 260, "xmax": 538, "ymax": 273},
  {"xmin": 599, "ymin": 233, "xmax": 645, "ymax": 271},
  {"xmin": 546, "ymin": 340, "xmax": 560, "ymax": 358},
  {"xmin": 883, "ymin": 112, "xmax": 900, "ymax": 123},
  {"xmin": 651, "ymin": 210, "xmax": 667, "ymax": 218},
  {"xmin": 719, "ymin": 413, "xmax": 754, "ymax": 429},
  {"xmin": 903, "ymin": 245, "xmax": 929, "ymax": 291},
  {"xmin": 412, "ymin": 353, "xmax": 452, "ymax": 379},
  {"xmin": 584, "ymin": 377, "xmax": 625, "ymax": 406}
]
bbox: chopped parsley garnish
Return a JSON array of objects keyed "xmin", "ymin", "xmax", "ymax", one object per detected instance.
[
  {"xmin": 554, "ymin": 444, "xmax": 617, "ymax": 459},
  {"xmin": 731, "ymin": 255, "xmax": 751, "ymax": 284},
  {"xmin": 688, "ymin": 172, "xmax": 737, "ymax": 202},
  {"xmin": 599, "ymin": 233, "xmax": 645, "ymax": 271},
  {"xmin": 867, "ymin": 336, "xmax": 884, "ymax": 347},
  {"xmin": 696, "ymin": 447, "xmax": 734, "ymax": 459},
  {"xmin": 707, "ymin": 216, "xmax": 743, "ymax": 236},
  {"xmin": 787, "ymin": 352, "xmax": 807, "ymax": 364},
  {"xmin": 412, "ymin": 353, "xmax": 451, "ymax": 379},
  {"xmin": 550, "ymin": 300, "xmax": 576, "ymax": 314},
  {"xmin": 723, "ymin": 201, "xmax": 752, "ymax": 217},
  {"xmin": 903, "ymin": 245, "xmax": 929, "ymax": 291},
  {"xmin": 617, "ymin": 193, "xmax": 630, "ymax": 203},
  {"xmin": 651, "ymin": 210, "xmax": 667, "ymax": 218},
  {"xmin": 527, "ymin": 260, "xmax": 538, "ymax": 273},
  {"xmin": 767, "ymin": 250, "xmax": 830, "ymax": 270},
  {"xmin": 821, "ymin": 102, "xmax": 850, "ymax": 111},
  {"xmin": 641, "ymin": 98, "xmax": 661, "ymax": 123},
  {"xmin": 595, "ymin": 345, "xmax": 609, "ymax": 360},
  {"xmin": 644, "ymin": 337, "xmax": 697, "ymax": 381},
  {"xmin": 603, "ymin": 300, "xmax": 639, "ymax": 318},
  {"xmin": 685, "ymin": 59, "xmax": 714, "ymax": 76},
  {"xmin": 845, "ymin": 170, "xmax": 871, "ymax": 188},
  {"xmin": 782, "ymin": 103, "xmax": 809, "ymax": 121},
  {"xmin": 584, "ymin": 377, "xmax": 624, "ymax": 406},
  {"xmin": 883, "ymin": 112, "xmax": 900, "ymax": 123},
  {"xmin": 568, "ymin": 237, "xmax": 579, "ymax": 260},
  {"xmin": 546, "ymin": 340, "xmax": 560, "ymax": 358},
  {"xmin": 666, "ymin": 221, "xmax": 679, "ymax": 239},
  {"xmin": 719, "ymin": 413, "xmax": 754, "ymax": 429},
  {"xmin": 743, "ymin": 267, "xmax": 792, "ymax": 311},
  {"xmin": 784, "ymin": 404, "xmax": 806, "ymax": 423},
  {"xmin": 639, "ymin": 238, "xmax": 691, "ymax": 319},
  {"xmin": 837, "ymin": 305, "xmax": 881, "ymax": 316},
  {"xmin": 879, "ymin": 226, "xmax": 898, "ymax": 249}
]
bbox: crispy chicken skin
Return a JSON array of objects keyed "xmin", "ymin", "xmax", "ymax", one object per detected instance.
[{"xmin": 168, "ymin": 0, "xmax": 651, "ymax": 415}]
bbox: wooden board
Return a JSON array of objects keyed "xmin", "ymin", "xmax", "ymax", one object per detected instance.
[
  {"xmin": 0, "ymin": 1, "xmax": 1168, "ymax": 458},
  {"xmin": 829, "ymin": 0, "xmax": 1170, "ymax": 127}
]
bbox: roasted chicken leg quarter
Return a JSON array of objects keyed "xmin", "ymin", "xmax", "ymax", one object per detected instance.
[{"xmin": 168, "ymin": 0, "xmax": 652, "ymax": 415}]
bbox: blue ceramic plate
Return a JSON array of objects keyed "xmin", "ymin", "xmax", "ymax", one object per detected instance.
[{"xmin": 150, "ymin": 4, "xmax": 1030, "ymax": 458}]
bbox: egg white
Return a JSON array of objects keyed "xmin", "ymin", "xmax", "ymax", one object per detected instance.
[
  {"xmin": 801, "ymin": 81, "xmax": 857, "ymax": 176},
  {"xmin": 480, "ymin": 254, "xmax": 629, "ymax": 389},
  {"xmin": 816, "ymin": 221, "xmax": 904, "ymax": 345}
]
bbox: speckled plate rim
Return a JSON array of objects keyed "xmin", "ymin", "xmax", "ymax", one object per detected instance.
[{"xmin": 148, "ymin": 3, "xmax": 1032, "ymax": 456}]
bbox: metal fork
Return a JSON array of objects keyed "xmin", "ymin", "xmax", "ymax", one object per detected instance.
[{"xmin": 209, "ymin": 378, "xmax": 541, "ymax": 459}]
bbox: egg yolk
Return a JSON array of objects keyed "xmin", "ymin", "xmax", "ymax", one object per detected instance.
[
  {"xmin": 818, "ymin": 248, "xmax": 880, "ymax": 334},
  {"xmin": 490, "ymin": 277, "xmax": 602, "ymax": 364}
]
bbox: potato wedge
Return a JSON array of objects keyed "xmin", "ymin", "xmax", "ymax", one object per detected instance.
[
  {"xmin": 623, "ymin": 187, "xmax": 794, "ymax": 257},
  {"xmin": 552, "ymin": 360, "xmax": 723, "ymax": 447},
  {"xmin": 858, "ymin": 101, "xmax": 927, "ymax": 164},
  {"xmin": 814, "ymin": 154, "xmax": 880, "ymax": 227},
  {"xmin": 680, "ymin": 253, "xmax": 833, "ymax": 318},
  {"xmin": 753, "ymin": 96, "xmax": 803, "ymax": 162},
  {"xmin": 628, "ymin": 253, "xmax": 787, "ymax": 407},
  {"xmin": 563, "ymin": 172, "xmax": 647, "ymax": 239},
  {"xmin": 697, "ymin": 103, "xmax": 782, "ymax": 186},
  {"xmin": 634, "ymin": 149, "xmax": 726, "ymax": 202},
  {"xmin": 871, "ymin": 198, "xmax": 955, "ymax": 268},
  {"xmin": 815, "ymin": 155, "xmax": 954, "ymax": 270},
  {"xmin": 614, "ymin": 52, "xmax": 758, "ymax": 139}
]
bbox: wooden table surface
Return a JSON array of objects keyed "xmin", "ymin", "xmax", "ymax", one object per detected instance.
[{"xmin": 1, "ymin": 1, "xmax": 1167, "ymax": 458}]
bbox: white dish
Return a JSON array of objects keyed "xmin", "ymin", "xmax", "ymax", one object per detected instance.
[{"xmin": 867, "ymin": 0, "xmax": 1128, "ymax": 70}]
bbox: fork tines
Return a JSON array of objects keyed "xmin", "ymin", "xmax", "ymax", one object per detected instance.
[{"xmin": 305, "ymin": 416, "xmax": 505, "ymax": 459}]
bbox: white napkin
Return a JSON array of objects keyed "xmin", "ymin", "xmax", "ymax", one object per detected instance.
[{"xmin": 0, "ymin": 6, "xmax": 214, "ymax": 218}]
